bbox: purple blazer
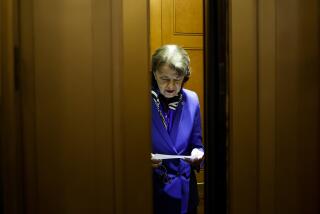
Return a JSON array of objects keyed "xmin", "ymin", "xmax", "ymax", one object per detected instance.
[{"xmin": 152, "ymin": 89, "xmax": 204, "ymax": 214}]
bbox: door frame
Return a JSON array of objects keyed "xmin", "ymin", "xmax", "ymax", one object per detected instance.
[
  {"xmin": 204, "ymin": 0, "xmax": 228, "ymax": 213},
  {"xmin": 0, "ymin": 0, "xmax": 24, "ymax": 213}
]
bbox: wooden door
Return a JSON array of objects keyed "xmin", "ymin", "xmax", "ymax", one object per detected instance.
[
  {"xmin": 229, "ymin": 0, "xmax": 320, "ymax": 213},
  {"xmin": 150, "ymin": 0, "xmax": 204, "ymax": 212},
  {"xmin": 0, "ymin": 0, "xmax": 24, "ymax": 213},
  {"xmin": 2, "ymin": 0, "xmax": 152, "ymax": 213}
]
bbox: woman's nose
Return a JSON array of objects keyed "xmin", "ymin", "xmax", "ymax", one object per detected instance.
[{"xmin": 167, "ymin": 80, "xmax": 175, "ymax": 89}]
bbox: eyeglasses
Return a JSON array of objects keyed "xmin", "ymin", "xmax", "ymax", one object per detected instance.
[{"xmin": 158, "ymin": 165, "xmax": 172, "ymax": 184}]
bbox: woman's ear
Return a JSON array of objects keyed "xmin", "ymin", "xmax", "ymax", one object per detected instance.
[
  {"xmin": 183, "ymin": 67, "xmax": 190, "ymax": 83},
  {"xmin": 183, "ymin": 76, "xmax": 189, "ymax": 83}
]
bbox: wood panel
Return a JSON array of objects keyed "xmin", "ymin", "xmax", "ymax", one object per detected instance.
[
  {"xmin": 20, "ymin": 0, "xmax": 37, "ymax": 212},
  {"xmin": 230, "ymin": 0, "xmax": 320, "ymax": 213},
  {"xmin": 275, "ymin": 0, "xmax": 320, "ymax": 213},
  {"xmin": 258, "ymin": 0, "xmax": 320, "ymax": 213},
  {"xmin": 150, "ymin": 0, "xmax": 162, "ymax": 54},
  {"xmin": 0, "ymin": 0, "xmax": 24, "ymax": 213},
  {"xmin": 229, "ymin": 0, "xmax": 258, "ymax": 213},
  {"xmin": 174, "ymin": 0, "xmax": 203, "ymax": 34},
  {"xmin": 121, "ymin": 0, "xmax": 152, "ymax": 213},
  {"xmin": 18, "ymin": 0, "xmax": 151, "ymax": 213},
  {"xmin": 258, "ymin": 0, "xmax": 276, "ymax": 213},
  {"xmin": 162, "ymin": 0, "xmax": 203, "ymax": 48},
  {"xmin": 184, "ymin": 49, "xmax": 204, "ymax": 123},
  {"xmin": 24, "ymin": 0, "xmax": 114, "ymax": 213}
]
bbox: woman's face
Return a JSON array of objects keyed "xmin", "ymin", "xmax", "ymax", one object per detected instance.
[{"xmin": 154, "ymin": 64, "xmax": 184, "ymax": 98}]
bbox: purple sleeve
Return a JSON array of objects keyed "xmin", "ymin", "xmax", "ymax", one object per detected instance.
[
  {"xmin": 190, "ymin": 102, "xmax": 204, "ymax": 151},
  {"xmin": 191, "ymin": 101, "xmax": 205, "ymax": 170}
]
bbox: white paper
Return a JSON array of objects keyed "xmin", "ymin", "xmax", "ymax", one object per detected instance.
[{"xmin": 152, "ymin": 153, "xmax": 191, "ymax": 160}]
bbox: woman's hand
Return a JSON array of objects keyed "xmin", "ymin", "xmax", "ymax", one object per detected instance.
[
  {"xmin": 151, "ymin": 153, "xmax": 162, "ymax": 168},
  {"xmin": 183, "ymin": 148, "xmax": 204, "ymax": 167}
]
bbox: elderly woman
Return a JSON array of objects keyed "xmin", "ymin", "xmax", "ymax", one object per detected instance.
[{"xmin": 151, "ymin": 44, "xmax": 204, "ymax": 214}]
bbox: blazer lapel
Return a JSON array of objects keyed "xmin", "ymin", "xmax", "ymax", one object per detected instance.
[
  {"xmin": 152, "ymin": 101, "xmax": 178, "ymax": 153},
  {"xmin": 169, "ymin": 101, "xmax": 184, "ymax": 149},
  {"xmin": 170, "ymin": 91, "xmax": 192, "ymax": 153}
]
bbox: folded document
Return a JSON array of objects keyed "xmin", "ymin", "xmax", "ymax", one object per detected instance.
[{"xmin": 152, "ymin": 153, "xmax": 191, "ymax": 160}]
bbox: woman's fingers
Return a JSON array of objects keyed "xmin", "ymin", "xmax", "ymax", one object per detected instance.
[
  {"xmin": 151, "ymin": 153, "xmax": 162, "ymax": 168},
  {"xmin": 152, "ymin": 162, "xmax": 162, "ymax": 168},
  {"xmin": 183, "ymin": 156, "xmax": 203, "ymax": 167}
]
